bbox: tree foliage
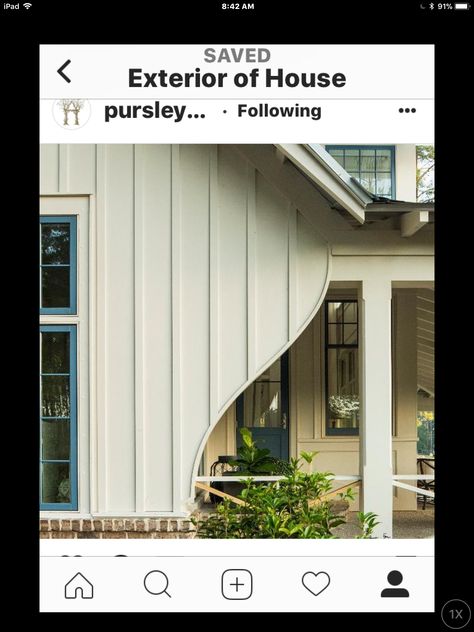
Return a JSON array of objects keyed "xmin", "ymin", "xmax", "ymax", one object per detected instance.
[{"xmin": 416, "ymin": 145, "xmax": 435, "ymax": 203}]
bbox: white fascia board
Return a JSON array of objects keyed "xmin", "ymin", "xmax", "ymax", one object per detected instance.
[
  {"xmin": 306, "ymin": 143, "xmax": 374, "ymax": 205},
  {"xmin": 401, "ymin": 210, "xmax": 429, "ymax": 237},
  {"xmin": 276, "ymin": 143, "xmax": 366, "ymax": 224}
]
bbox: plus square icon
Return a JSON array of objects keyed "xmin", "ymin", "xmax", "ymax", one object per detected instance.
[{"xmin": 221, "ymin": 569, "xmax": 253, "ymax": 600}]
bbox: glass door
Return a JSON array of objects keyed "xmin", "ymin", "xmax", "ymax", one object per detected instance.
[{"xmin": 236, "ymin": 352, "xmax": 289, "ymax": 460}]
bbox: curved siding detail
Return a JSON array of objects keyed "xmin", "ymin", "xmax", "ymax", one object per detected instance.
[{"xmin": 40, "ymin": 143, "xmax": 331, "ymax": 514}]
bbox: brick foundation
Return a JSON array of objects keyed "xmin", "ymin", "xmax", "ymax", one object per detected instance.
[{"xmin": 39, "ymin": 517, "xmax": 196, "ymax": 539}]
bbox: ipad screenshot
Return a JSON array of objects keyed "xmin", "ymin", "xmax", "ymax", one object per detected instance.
[{"xmin": 4, "ymin": 0, "xmax": 471, "ymax": 620}]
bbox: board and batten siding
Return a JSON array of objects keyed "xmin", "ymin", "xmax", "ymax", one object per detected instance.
[{"xmin": 40, "ymin": 144, "xmax": 331, "ymax": 515}]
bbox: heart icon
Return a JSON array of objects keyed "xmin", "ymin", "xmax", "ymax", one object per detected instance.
[{"xmin": 301, "ymin": 571, "xmax": 331, "ymax": 596}]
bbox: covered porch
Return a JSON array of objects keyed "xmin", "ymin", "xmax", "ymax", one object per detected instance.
[{"xmin": 198, "ymin": 265, "xmax": 435, "ymax": 538}]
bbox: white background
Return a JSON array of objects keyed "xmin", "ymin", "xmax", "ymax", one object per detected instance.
[
  {"xmin": 41, "ymin": 540, "xmax": 434, "ymax": 612},
  {"xmin": 40, "ymin": 45, "xmax": 434, "ymax": 143}
]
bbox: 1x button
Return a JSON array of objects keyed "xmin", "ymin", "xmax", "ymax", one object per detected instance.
[{"xmin": 441, "ymin": 600, "xmax": 471, "ymax": 629}]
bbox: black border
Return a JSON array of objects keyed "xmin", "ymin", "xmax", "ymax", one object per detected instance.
[{"xmin": 3, "ymin": 0, "xmax": 472, "ymax": 622}]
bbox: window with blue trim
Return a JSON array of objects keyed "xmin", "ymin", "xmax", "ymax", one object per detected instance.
[
  {"xmin": 325, "ymin": 300, "xmax": 359, "ymax": 436},
  {"xmin": 40, "ymin": 216, "xmax": 77, "ymax": 314},
  {"xmin": 40, "ymin": 325, "xmax": 77, "ymax": 510},
  {"xmin": 40, "ymin": 215, "xmax": 78, "ymax": 511},
  {"xmin": 326, "ymin": 146, "xmax": 396, "ymax": 199}
]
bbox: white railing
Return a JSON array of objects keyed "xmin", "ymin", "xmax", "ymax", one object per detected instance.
[
  {"xmin": 195, "ymin": 475, "xmax": 360, "ymax": 483},
  {"xmin": 393, "ymin": 475, "xmax": 434, "ymax": 481},
  {"xmin": 196, "ymin": 475, "xmax": 435, "ymax": 497},
  {"xmin": 392, "ymin": 479, "xmax": 434, "ymax": 498}
]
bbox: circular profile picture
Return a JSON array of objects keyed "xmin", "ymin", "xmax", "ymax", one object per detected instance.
[{"xmin": 53, "ymin": 99, "xmax": 91, "ymax": 129}]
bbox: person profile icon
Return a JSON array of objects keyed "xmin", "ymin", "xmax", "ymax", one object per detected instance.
[{"xmin": 380, "ymin": 570, "xmax": 410, "ymax": 598}]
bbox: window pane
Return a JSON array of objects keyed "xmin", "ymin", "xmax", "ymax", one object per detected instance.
[
  {"xmin": 343, "ymin": 302, "xmax": 357, "ymax": 322},
  {"xmin": 327, "ymin": 348, "xmax": 359, "ymax": 429},
  {"xmin": 344, "ymin": 155, "xmax": 360, "ymax": 171},
  {"xmin": 376, "ymin": 149, "xmax": 392, "ymax": 171},
  {"xmin": 41, "ymin": 223, "xmax": 70, "ymax": 265},
  {"xmin": 42, "ymin": 266, "xmax": 70, "ymax": 308},
  {"xmin": 376, "ymin": 173, "xmax": 392, "ymax": 196},
  {"xmin": 41, "ymin": 462, "xmax": 70, "ymax": 504},
  {"xmin": 344, "ymin": 324, "xmax": 358, "ymax": 344},
  {"xmin": 243, "ymin": 382, "xmax": 282, "ymax": 428},
  {"xmin": 328, "ymin": 323, "xmax": 343, "ymax": 344},
  {"xmin": 360, "ymin": 172, "xmax": 376, "ymax": 193},
  {"xmin": 42, "ymin": 419, "xmax": 70, "ymax": 460},
  {"xmin": 327, "ymin": 301, "xmax": 343, "ymax": 323},
  {"xmin": 41, "ymin": 332, "xmax": 70, "ymax": 373},
  {"xmin": 257, "ymin": 358, "xmax": 281, "ymax": 382},
  {"xmin": 41, "ymin": 375, "xmax": 70, "ymax": 417},
  {"xmin": 360, "ymin": 153, "xmax": 375, "ymax": 171},
  {"xmin": 344, "ymin": 149, "xmax": 359, "ymax": 156}
]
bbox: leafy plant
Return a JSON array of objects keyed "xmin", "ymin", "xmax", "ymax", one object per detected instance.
[
  {"xmin": 229, "ymin": 427, "xmax": 291, "ymax": 475},
  {"xmin": 193, "ymin": 450, "xmax": 377, "ymax": 539},
  {"xmin": 355, "ymin": 512, "xmax": 380, "ymax": 539}
]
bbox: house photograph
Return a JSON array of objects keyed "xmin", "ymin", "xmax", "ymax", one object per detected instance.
[{"xmin": 39, "ymin": 143, "xmax": 434, "ymax": 539}]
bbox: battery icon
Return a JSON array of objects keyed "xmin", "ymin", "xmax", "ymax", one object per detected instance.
[{"xmin": 455, "ymin": 2, "xmax": 470, "ymax": 8}]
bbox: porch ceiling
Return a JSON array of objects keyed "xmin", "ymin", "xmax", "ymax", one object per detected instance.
[{"xmin": 417, "ymin": 288, "xmax": 434, "ymax": 397}]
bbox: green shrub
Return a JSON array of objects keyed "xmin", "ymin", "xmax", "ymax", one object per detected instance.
[{"xmin": 193, "ymin": 450, "xmax": 378, "ymax": 539}]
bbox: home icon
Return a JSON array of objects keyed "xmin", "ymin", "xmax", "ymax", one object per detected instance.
[{"xmin": 64, "ymin": 572, "xmax": 94, "ymax": 599}]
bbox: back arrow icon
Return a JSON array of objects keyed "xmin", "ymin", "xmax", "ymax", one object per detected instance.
[{"xmin": 57, "ymin": 60, "xmax": 71, "ymax": 83}]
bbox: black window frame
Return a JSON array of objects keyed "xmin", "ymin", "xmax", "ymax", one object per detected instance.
[{"xmin": 325, "ymin": 299, "xmax": 359, "ymax": 437}]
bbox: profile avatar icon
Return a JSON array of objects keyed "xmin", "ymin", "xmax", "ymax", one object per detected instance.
[
  {"xmin": 52, "ymin": 99, "xmax": 91, "ymax": 129},
  {"xmin": 381, "ymin": 570, "xmax": 409, "ymax": 598}
]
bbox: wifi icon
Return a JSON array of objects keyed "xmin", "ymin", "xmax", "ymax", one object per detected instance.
[{"xmin": 23, "ymin": 2, "xmax": 32, "ymax": 8}]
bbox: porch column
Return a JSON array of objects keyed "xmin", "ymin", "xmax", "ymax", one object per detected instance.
[{"xmin": 359, "ymin": 278, "xmax": 393, "ymax": 538}]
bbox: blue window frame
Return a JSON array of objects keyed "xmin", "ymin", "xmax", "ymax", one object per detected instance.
[
  {"xmin": 40, "ymin": 216, "xmax": 77, "ymax": 315},
  {"xmin": 325, "ymin": 300, "xmax": 360, "ymax": 436},
  {"xmin": 40, "ymin": 325, "xmax": 78, "ymax": 510},
  {"xmin": 326, "ymin": 146, "xmax": 396, "ymax": 199}
]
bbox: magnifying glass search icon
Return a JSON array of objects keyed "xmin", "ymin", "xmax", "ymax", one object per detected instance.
[{"xmin": 144, "ymin": 570, "xmax": 172, "ymax": 597}]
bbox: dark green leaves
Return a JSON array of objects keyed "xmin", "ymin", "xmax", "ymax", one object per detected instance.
[
  {"xmin": 193, "ymin": 430, "xmax": 378, "ymax": 539},
  {"xmin": 229, "ymin": 428, "xmax": 287, "ymax": 475}
]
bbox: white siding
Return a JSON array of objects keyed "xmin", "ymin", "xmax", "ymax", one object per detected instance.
[
  {"xmin": 216, "ymin": 146, "xmax": 248, "ymax": 407},
  {"xmin": 40, "ymin": 144, "xmax": 330, "ymax": 514},
  {"xmin": 395, "ymin": 144, "xmax": 417, "ymax": 202},
  {"xmin": 98, "ymin": 145, "xmax": 136, "ymax": 512},
  {"xmin": 135, "ymin": 145, "xmax": 173, "ymax": 512},
  {"xmin": 255, "ymin": 172, "xmax": 290, "ymax": 369},
  {"xmin": 40, "ymin": 144, "xmax": 59, "ymax": 192}
]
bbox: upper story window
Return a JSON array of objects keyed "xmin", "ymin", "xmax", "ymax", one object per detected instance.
[
  {"xmin": 325, "ymin": 300, "xmax": 359, "ymax": 436},
  {"xmin": 40, "ymin": 216, "xmax": 77, "ymax": 314},
  {"xmin": 326, "ymin": 146, "xmax": 396, "ymax": 199}
]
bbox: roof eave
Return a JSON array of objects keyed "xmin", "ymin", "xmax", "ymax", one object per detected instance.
[
  {"xmin": 276, "ymin": 143, "xmax": 366, "ymax": 224},
  {"xmin": 305, "ymin": 143, "xmax": 374, "ymax": 206}
]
